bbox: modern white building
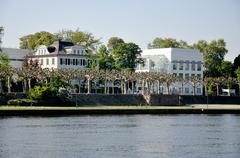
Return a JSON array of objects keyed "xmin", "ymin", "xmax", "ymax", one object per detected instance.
[
  {"xmin": 136, "ymin": 48, "xmax": 203, "ymax": 95},
  {"xmin": 29, "ymin": 40, "xmax": 89, "ymax": 69},
  {"xmin": 1, "ymin": 48, "xmax": 29, "ymax": 68}
]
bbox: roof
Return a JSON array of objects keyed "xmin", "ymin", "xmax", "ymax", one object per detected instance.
[
  {"xmin": 48, "ymin": 40, "xmax": 74, "ymax": 53},
  {"xmin": 1, "ymin": 48, "xmax": 30, "ymax": 59}
]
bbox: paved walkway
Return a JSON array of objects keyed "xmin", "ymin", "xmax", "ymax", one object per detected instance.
[{"xmin": 191, "ymin": 104, "xmax": 240, "ymax": 109}]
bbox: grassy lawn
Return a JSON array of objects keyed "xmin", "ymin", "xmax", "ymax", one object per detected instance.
[
  {"xmin": 0, "ymin": 105, "xmax": 240, "ymax": 110},
  {"xmin": 0, "ymin": 105, "xmax": 193, "ymax": 110}
]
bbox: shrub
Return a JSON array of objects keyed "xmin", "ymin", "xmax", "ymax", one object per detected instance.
[{"xmin": 7, "ymin": 99, "xmax": 37, "ymax": 106}]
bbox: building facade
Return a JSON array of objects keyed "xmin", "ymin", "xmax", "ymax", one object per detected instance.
[
  {"xmin": 136, "ymin": 48, "xmax": 203, "ymax": 95},
  {"xmin": 29, "ymin": 40, "xmax": 89, "ymax": 69}
]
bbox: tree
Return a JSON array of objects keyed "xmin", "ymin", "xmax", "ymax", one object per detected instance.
[
  {"xmin": 193, "ymin": 39, "xmax": 228, "ymax": 77},
  {"xmin": 0, "ymin": 26, "xmax": 3, "ymax": 51},
  {"xmin": 55, "ymin": 29, "xmax": 100, "ymax": 51},
  {"xmin": 233, "ymin": 54, "xmax": 240, "ymax": 76},
  {"xmin": 107, "ymin": 37, "xmax": 124, "ymax": 51},
  {"xmin": 113, "ymin": 42, "xmax": 144, "ymax": 71},
  {"xmin": 96, "ymin": 45, "xmax": 115, "ymax": 70},
  {"xmin": 148, "ymin": 37, "xmax": 189, "ymax": 49},
  {"xmin": 220, "ymin": 61, "xmax": 233, "ymax": 77},
  {"xmin": 19, "ymin": 31, "xmax": 56, "ymax": 50},
  {"xmin": 0, "ymin": 52, "xmax": 10, "ymax": 93},
  {"xmin": 235, "ymin": 68, "xmax": 240, "ymax": 95}
]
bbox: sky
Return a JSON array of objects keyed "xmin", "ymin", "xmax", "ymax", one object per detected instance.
[{"xmin": 0, "ymin": 0, "xmax": 240, "ymax": 61}]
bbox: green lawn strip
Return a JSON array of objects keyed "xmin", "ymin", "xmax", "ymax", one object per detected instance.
[
  {"xmin": 0, "ymin": 105, "xmax": 240, "ymax": 111},
  {"xmin": 0, "ymin": 106, "xmax": 193, "ymax": 111}
]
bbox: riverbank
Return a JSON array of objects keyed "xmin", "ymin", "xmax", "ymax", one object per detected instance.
[{"xmin": 1, "ymin": 105, "xmax": 240, "ymax": 116}]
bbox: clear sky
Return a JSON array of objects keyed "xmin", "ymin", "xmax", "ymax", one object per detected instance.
[{"xmin": 1, "ymin": 0, "xmax": 240, "ymax": 61}]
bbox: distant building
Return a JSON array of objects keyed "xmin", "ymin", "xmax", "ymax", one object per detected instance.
[
  {"xmin": 136, "ymin": 48, "xmax": 203, "ymax": 95},
  {"xmin": 29, "ymin": 40, "xmax": 89, "ymax": 69},
  {"xmin": 1, "ymin": 48, "xmax": 29, "ymax": 68}
]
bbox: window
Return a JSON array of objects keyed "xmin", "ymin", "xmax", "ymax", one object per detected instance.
[
  {"xmin": 179, "ymin": 73, "xmax": 183, "ymax": 78},
  {"xmin": 76, "ymin": 59, "xmax": 78, "ymax": 65},
  {"xmin": 191, "ymin": 62, "xmax": 195, "ymax": 71},
  {"xmin": 60, "ymin": 58, "xmax": 63, "ymax": 65},
  {"xmin": 185, "ymin": 88, "xmax": 189, "ymax": 94},
  {"xmin": 74, "ymin": 50, "xmax": 76, "ymax": 54},
  {"xmin": 173, "ymin": 63, "xmax": 177, "ymax": 70},
  {"xmin": 40, "ymin": 59, "xmax": 43, "ymax": 65},
  {"xmin": 197, "ymin": 63, "xmax": 201, "ymax": 71},
  {"xmin": 83, "ymin": 59, "xmax": 86, "ymax": 66},
  {"xmin": 185, "ymin": 73, "xmax": 189, "ymax": 80},
  {"xmin": 46, "ymin": 59, "xmax": 49, "ymax": 65},
  {"xmin": 179, "ymin": 62, "xmax": 183, "ymax": 70},
  {"xmin": 197, "ymin": 88, "xmax": 201, "ymax": 94},
  {"xmin": 65, "ymin": 59, "xmax": 68, "ymax": 65},
  {"xmin": 77, "ymin": 50, "xmax": 80, "ymax": 54},
  {"xmin": 68, "ymin": 59, "xmax": 70, "ymax": 65},
  {"xmin": 197, "ymin": 74, "xmax": 201, "ymax": 78},
  {"xmin": 80, "ymin": 59, "xmax": 83, "ymax": 66},
  {"xmin": 73, "ymin": 59, "xmax": 75, "ymax": 65},
  {"xmin": 52, "ymin": 58, "xmax": 55, "ymax": 65},
  {"xmin": 185, "ymin": 62, "xmax": 189, "ymax": 70},
  {"xmin": 173, "ymin": 73, "xmax": 177, "ymax": 77}
]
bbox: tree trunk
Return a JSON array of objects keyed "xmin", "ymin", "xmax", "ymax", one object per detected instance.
[
  {"xmin": 157, "ymin": 80, "xmax": 160, "ymax": 94},
  {"xmin": 0, "ymin": 79, "xmax": 2, "ymax": 93},
  {"xmin": 205, "ymin": 85, "xmax": 208, "ymax": 96},
  {"xmin": 28, "ymin": 79, "xmax": 31, "ymax": 91},
  {"xmin": 78, "ymin": 80, "xmax": 81, "ymax": 94},
  {"xmin": 87, "ymin": 79, "xmax": 91, "ymax": 94},
  {"xmin": 132, "ymin": 81, "xmax": 134, "ymax": 94},
  {"xmin": 104, "ymin": 80, "xmax": 107, "ymax": 94},
  {"xmin": 181, "ymin": 82, "xmax": 184, "ymax": 95},
  {"xmin": 216, "ymin": 85, "xmax": 219, "ymax": 96},
  {"xmin": 193, "ymin": 86, "xmax": 195, "ymax": 96},
  {"xmin": 112, "ymin": 80, "xmax": 114, "ymax": 94},
  {"xmin": 141, "ymin": 80, "xmax": 145, "ymax": 95},
  {"xmin": 7, "ymin": 76, "xmax": 11, "ymax": 93}
]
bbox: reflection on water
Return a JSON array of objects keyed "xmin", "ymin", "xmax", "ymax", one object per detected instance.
[{"xmin": 0, "ymin": 115, "xmax": 240, "ymax": 158}]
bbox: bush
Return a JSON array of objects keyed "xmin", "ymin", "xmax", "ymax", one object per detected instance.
[{"xmin": 7, "ymin": 99, "xmax": 37, "ymax": 106}]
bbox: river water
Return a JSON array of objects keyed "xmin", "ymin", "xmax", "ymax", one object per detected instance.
[{"xmin": 0, "ymin": 114, "xmax": 240, "ymax": 158}]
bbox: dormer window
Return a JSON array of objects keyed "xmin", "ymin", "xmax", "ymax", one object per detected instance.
[
  {"xmin": 74, "ymin": 50, "xmax": 76, "ymax": 54},
  {"xmin": 77, "ymin": 50, "xmax": 80, "ymax": 54}
]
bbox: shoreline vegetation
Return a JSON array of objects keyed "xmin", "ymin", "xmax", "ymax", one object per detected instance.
[{"xmin": 1, "ymin": 105, "xmax": 240, "ymax": 116}]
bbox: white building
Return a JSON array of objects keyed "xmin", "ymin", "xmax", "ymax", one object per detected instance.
[
  {"xmin": 136, "ymin": 48, "xmax": 203, "ymax": 95},
  {"xmin": 29, "ymin": 40, "xmax": 89, "ymax": 69},
  {"xmin": 1, "ymin": 48, "xmax": 29, "ymax": 68}
]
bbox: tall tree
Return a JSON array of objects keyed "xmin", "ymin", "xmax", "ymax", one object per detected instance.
[
  {"xmin": 233, "ymin": 54, "xmax": 240, "ymax": 76},
  {"xmin": 148, "ymin": 37, "xmax": 189, "ymax": 49},
  {"xmin": 220, "ymin": 61, "xmax": 233, "ymax": 77},
  {"xmin": 19, "ymin": 31, "xmax": 56, "ymax": 50},
  {"xmin": 193, "ymin": 39, "xmax": 228, "ymax": 77},
  {"xmin": 113, "ymin": 42, "xmax": 144, "ymax": 72},
  {"xmin": 96, "ymin": 45, "xmax": 115, "ymax": 70},
  {"xmin": 107, "ymin": 37, "xmax": 124, "ymax": 51},
  {"xmin": 235, "ymin": 68, "xmax": 240, "ymax": 95},
  {"xmin": 55, "ymin": 29, "xmax": 100, "ymax": 51},
  {"xmin": 0, "ymin": 26, "xmax": 3, "ymax": 51}
]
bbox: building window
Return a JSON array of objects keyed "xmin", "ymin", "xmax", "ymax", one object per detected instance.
[
  {"xmin": 191, "ymin": 74, "xmax": 195, "ymax": 78},
  {"xmin": 40, "ymin": 59, "xmax": 43, "ymax": 65},
  {"xmin": 185, "ymin": 62, "xmax": 189, "ymax": 71},
  {"xmin": 74, "ymin": 50, "xmax": 76, "ymax": 54},
  {"xmin": 185, "ymin": 88, "xmax": 189, "ymax": 94},
  {"xmin": 77, "ymin": 50, "xmax": 80, "ymax": 54},
  {"xmin": 83, "ymin": 59, "xmax": 86, "ymax": 66},
  {"xmin": 197, "ymin": 88, "xmax": 201, "ymax": 94},
  {"xmin": 197, "ymin": 63, "xmax": 201, "ymax": 71},
  {"xmin": 185, "ymin": 73, "xmax": 189, "ymax": 80},
  {"xmin": 179, "ymin": 62, "xmax": 183, "ymax": 70},
  {"xmin": 179, "ymin": 73, "xmax": 183, "ymax": 78},
  {"xmin": 52, "ymin": 58, "xmax": 55, "ymax": 65},
  {"xmin": 68, "ymin": 59, "xmax": 70, "ymax": 65},
  {"xmin": 60, "ymin": 58, "xmax": 63, "ymax": 65},
  {"xmin": 173, "ymin": 63, "xmax": 177, "ymax": 70},
  {"xmin": 80, "ymin": 59, "xmax": 83, "ymax": 66},
  {"xmin": 191, "ymin": 62, "xmax": 195, "ymax": 71},
  {"xmin": 46, "ymin": 59, "xmax": 49, "ymax": 65},
  {"xmin": 73, "ymin": 59, "xmax": 75, "ymax": 65},
  {"xmin": 197, "ymin": 74, "xmax": 201, "ymax": 78},
  {"xmin": 76, "ymin": 59, "xmax": 78, "ymax": 65}
]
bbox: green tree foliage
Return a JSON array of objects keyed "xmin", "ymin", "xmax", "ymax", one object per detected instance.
[
  {"xmin": 148, "ymin": 37, "xmax": 190, "ymax": 49},
  {"xmin": 233, "ymin": 54, "xmax": 240, "ymax": 76},
  {"xmin": 55, "ymin": 29, "xmax": 100, "ymax": 51},
  {"xmin": 113, "ymin": 42, "xmax": 144, "ymax": 71},
  {"xmin": 220, "ymin": 61, "xmax": 233, "ymax": 77},
  {"xmin": 107, "ymin": 37, "xmax": 124, "ymax": 51},
  {"xmin": 19, "ymin": 31, "xmax": 56, "ymax": 50},
  {"xmin": 96, "ymin": 45, "xmax": 115, "ymax": 70},
  {"xmin": 193, "ymin": 39, "xmax": 228, "ymax": 77},
  {"xmin": 0, "ymin": 26, "xmax": 3, "ymax": 51},
  {"xmin": 0, "ymin": 52, "xmax": 10, "ymax": 69}
]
